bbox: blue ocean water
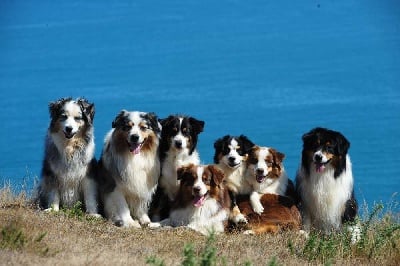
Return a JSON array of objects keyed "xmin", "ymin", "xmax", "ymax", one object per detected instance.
[{"xmin": 0, "ymin": 1, "xmax": 399, "ymax": 208}]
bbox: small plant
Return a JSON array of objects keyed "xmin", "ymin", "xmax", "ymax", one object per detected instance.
[
  {"xmin": 146, "ymin": 255, "xmax": 166, "ymax": 266},
  {"xmin": 289, "ymin": 201, "xmax": 400, "ymax": 265},
  {"xmin": 146, "ymin": 232, "xmax": 228, "ymax": 266},
  {"xmin": 182, "ymin": 243, "xmax": 197, "ymax": 266},
  {"xmin": 0, "ymin": 221, "xmax": 50, "ymax": 256},
  {"xmin": 1, "ymin": 223, "xmax": 27, "ymax": 250},
  {"xmin": 60, "ymin": 201, "xmax": 85, "ymax": 219}
]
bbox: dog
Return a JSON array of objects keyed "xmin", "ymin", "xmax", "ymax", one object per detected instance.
[
  {"xmin": 226, "ymin": 146, "xmax": 300, "ymax": 234},
  {"xmin": 97, "ymin": 110, "xmax": 161, "ymax": 228},
  {"xmin": 245, "ymin": 145, "xmax": 296, "ymax": 215},
  {"xmin": 161, "ymin": 164, "xmax": 231, "ymax": 235},
  {"xmin": 150, "ymin": 115, "xmax": 204, "ymax": 221},
  {"xmin": 38, "ymin": 97, "xmax": 99, "ymax": 216},
  {"xmin": 213, "ymin": 135, "xmax": 255, "ymax": 224},
  {"xmin": 231, "ymin": 194, "xmax": 301, "ymax": 235},
  {"xmin": 295, "ymin": 127, "xmax": 359, "ymax": 238}
]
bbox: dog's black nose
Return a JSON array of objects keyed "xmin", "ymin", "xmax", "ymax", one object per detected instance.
[
  {"xmin": 193, "ymin": 186, "xmax": 201, "ymax": 194},
  {"xmin": 130, "ymin": 134, "xmax": 139, "ymax": 143},
  {"xmin": 65, "ymin": 126, "xmax": 73, "ymax": 133},
  {"xmin": 175, "ymin": 140, "xmax": 182, "ymax": 148},
  {"xmin": 314, "ymin": 154, "xmax": 323, "ymax": 162},
  {"xmin": 228, "ymin": 157, "xmax": 236, "ymax": 163},
  {"xmin": 256, "ymin": 168, "xmax": 264, "ymax": 175}
]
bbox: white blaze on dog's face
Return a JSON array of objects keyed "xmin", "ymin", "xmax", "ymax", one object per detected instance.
[
  {"xmin": 192, "ymin": 166, "xmax": 209, "ymax": 207},
  {"xmin": 49, "ymin": 100, "xmax": 85, "ymax": 139},
  {"xmin": 221, "ymin": 139, "xmax": 243, "ymax": 168},
  {"xmin": 247, "ymin": 146, "xmax": 285, "ymax": 185},
  {"xmin": 172, "ymin": 118, "xmax": 189, "ymax": 152},
  {"xmin": 301, "ymin": 127, "xmax": 350, "ymax": 177},
  {"xmin": 213, "ymin": 135, "xmax": 255, "ymax": 169},
  {"xmin": 160, "ymin": 115, "xmax": 205, "ymax": 157},
  {"xmin": 59, "ymin": 101, "xmax": 84, "ymax": 139}
]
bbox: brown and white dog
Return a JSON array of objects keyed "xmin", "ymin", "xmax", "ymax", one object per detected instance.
[
  {"xmin": 295, "ymin": 127, "xmax": 359, "ymax": 241},
  {"xmin": 161, "ymin": 164, "xmax": 231, "ymax": 235},
  {"xmin": 38, "ymin": 97, "xmax": 99, "ymax": 216},
  {"xmin": 229, "ymin": 146, "xmax": 300, "ymax": 234},
  {"xmin": 98, "ymin": 110, "xmax": 161, "ymax": 228},
  {"xmin": 213, "ymin": 135, "xmax": 255, "ymax": 224},
  {"xmin": 245, "ymin": 146, "xmax": 296, "ymax": 214}
]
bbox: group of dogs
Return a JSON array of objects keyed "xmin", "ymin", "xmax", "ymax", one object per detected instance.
[{"xmin": 37, "ymin": 97, "xmax": 359, "ymax": 239}]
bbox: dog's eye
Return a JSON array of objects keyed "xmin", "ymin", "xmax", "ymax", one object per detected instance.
[
  {"xmin": 172, "ymin": 127, "xmax": 178, "ymax": 133},
  {"xmin": 248, "ymin": 158, "xmax": 258, "ymax": 164},
  {"xmin": 122, "ymin": 125, "xmax": 131, "ymax": 131},
  {"xmin": 140, "ymin": 126, "xmax": 148, "ymax": 131},
  {"xmin": 74, "ymin": 116, "xmax": 83, "ymax": 122},
  {"xmin": 266, "ymin": 161, "xmax": 273, "ymax": 167},
  {"xmin": 60, "ymin": 114, "xmax": 68, "ymax": 121}
]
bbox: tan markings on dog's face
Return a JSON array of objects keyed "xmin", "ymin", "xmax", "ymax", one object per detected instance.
[
  {"xmin": 112, "ymin": 111, "xmax": 158, "ymax": 154},
  {"xmin": 247, "ymin": 146, "xmax": 284, "ymax": 182},
  {"xmin": 267, "ymin": 148, "xmax": 285, "ymax": 179}
]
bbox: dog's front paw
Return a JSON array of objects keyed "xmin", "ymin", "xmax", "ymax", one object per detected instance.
[
  {"xmin": 252, "ymin": 203, "xmax": 264, "ymax": 215},
  {"xmin": 147, "ymin": 222, "xmax": 161, "ymax": 229},
  {"xmin": 86, "ymin": 213, "xmax": 102, "ymax": 219},
  {"xmin": 232, "ymin": 213, "xmax": 248, "ymax": 224},
  {"xmin": 347, "ymin": 224, "xmax": 361, "ymax": 244},
  {"xmin": 44, "ymin": 204, "xmax": 59, "ymax": 213},
  {"xmin": 139, "ymin": 214, "xmax": 151, "ymax": 225},
  {"xmin": 115, "ymin": 218, "xmax": 141, "ymax": 228},
  {"xmin": 243, "ymin": 230, "xmax": 255, "ymax": 235}
]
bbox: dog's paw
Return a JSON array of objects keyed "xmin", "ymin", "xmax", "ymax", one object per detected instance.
[
  {"xmin": 232, "ymin": 213, "xmax": 248, "ymax": 224},
  {"xmin": 298, "ymin": 230, "xmax": 310, "ymax": 239},
  {"xmin": 243, "ymin": 230, "xmax": 255, "ymax": 235},
  {"xmin": 115, "ymin": 219, "xmax": 141, "ymax": 228},
  {"xmin": 44, "ymin": 205, "xmax": 59, "ymax": 213},
  {"xmin": 253, "ymin": 204, "xmax": 264, "ymax": 215},
  {"xmin": 139, "ymin": 214, "xmax": 151, "ymax": 225},
  {"xmin": 347, "ymin": 224, "xmax": 362, "ymax": 244},
  {"xmin": 86, "ymin": 213, "xmax": 102, "ymax": 219},
  {"xmin": 147, "ymin": 222, "xmax": 161, "ymax": 229}
]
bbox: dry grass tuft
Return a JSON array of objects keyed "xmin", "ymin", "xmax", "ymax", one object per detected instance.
[{"xmin": 1, "ymin": 187, "xmax": 399, "ymax": 266}]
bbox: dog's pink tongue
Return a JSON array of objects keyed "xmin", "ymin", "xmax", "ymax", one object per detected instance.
[
  {"xmin": 193, "ymin": 195, "xmax": 206, "ymax": 207},
  {"xmin": 130, "ymin": 145, "xmax": 141, "ymax": 155},
  {"xmin": 316, "ymin": 163, "xmax": 325, "ymax": 173}
]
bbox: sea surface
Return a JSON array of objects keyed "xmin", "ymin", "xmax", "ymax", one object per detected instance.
[{"xmin": 0, "ymin": 1, "xmax": 399, "ymax": 208}]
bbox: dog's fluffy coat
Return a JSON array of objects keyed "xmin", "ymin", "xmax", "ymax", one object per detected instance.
[
  {"xmin": 213, "ymin": 135, "xmax": 255, "ymax": 223},
  {"xmin": 98, "ymin": 110, "xmax": 161, "ymax": 227},
  {"xmin": 38, "ymin": 97, "xmax": 98, "ymax": 215},
  {"xmin": 161, "ymin": 164, "xmax": 231, "ymax": 235},
  {"xmin": 295, "ymin": 127, "xmax": 358, "ymax": 234}
]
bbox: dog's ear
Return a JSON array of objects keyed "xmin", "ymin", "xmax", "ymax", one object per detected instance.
[
  {"xmin": 269, "ymin": 148, "xmax": 285, "ymax": 166},
  {"xmin": 189, "ymin": 117, "xmax": 205, "ymax": 134},
  {"xmin": 144, "ymin": 112, "xmax": 161, "ymax": 135},
  {"xmin": 48, "ymin": 97, "xmax": 71, "ymax": 120},
  {"xmin": 208, "ymin": 165, "xmax": 224, "ymax": 186},
  {"xmin": 335, "ymin": 132, "xmax": 350, "ymax": 156},
  {"xmin": 159, "ymin": 115, "xmax": 174, "ymax": 128},
  {"xmin": 213, "ymin": 135, "xmax": 230, "ymax": 163},
  {"xmin": 177, "ymin": 164, "xmax": 195, "ymax": 181},
  {"xmin": 112, "ymin": 110, "xmax": 128, "ymax": 128},
  {"xmin": 78, "ymin": 98, "xmax": 95, "ymax": 124},
  {"xmin": 239, "ymin": 135, "xmax": 255, "ymax": 154}
]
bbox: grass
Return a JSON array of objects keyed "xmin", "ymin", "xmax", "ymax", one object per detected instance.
[{"xmin": 1, "ymin": 186, "xmax": 399, "ymax": 265}]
